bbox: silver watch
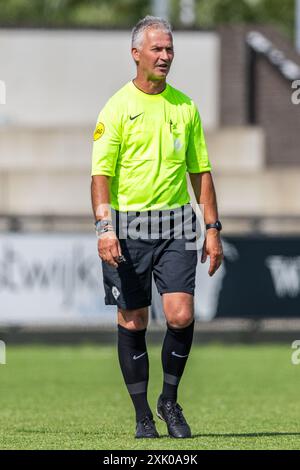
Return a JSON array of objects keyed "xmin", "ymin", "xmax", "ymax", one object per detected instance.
[{"xmin": 95, "ymin": 219, "xmax": 113, "ymax": 236}]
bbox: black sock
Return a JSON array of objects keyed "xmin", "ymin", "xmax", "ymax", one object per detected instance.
[
  {"xmin": 117, "ymin": 324, "xmax": 152, "ymax": 422},
  {"xmin": 161, "ymin": 320, "xmax": 195, "ymax": 402}
]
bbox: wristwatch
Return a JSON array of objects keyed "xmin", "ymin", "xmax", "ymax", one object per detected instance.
[
  {"xmin": 206, "ymin": 220, "xmax": 222, "ymax": 232},
  {"xmin": 95, "ymin": 219, "xmax": 111, "ymax": 229},
  {"xmin": 95, "ymin": 219, "xmax": 114, "ymax": 235}
]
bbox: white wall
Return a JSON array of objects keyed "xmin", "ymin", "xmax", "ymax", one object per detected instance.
[{"xmin": 0, "ymin": 29, "xmax": 220, "ymax": 129}]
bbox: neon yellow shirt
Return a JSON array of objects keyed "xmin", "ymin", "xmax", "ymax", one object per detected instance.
[{"xmin": 91, "ymin": 81, "xmax": 211, "ymax": 212}]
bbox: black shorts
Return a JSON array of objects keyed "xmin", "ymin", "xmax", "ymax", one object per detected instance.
[{"xmin": 101, "ymin": 203, "xmax": 199, "ymax": 310}]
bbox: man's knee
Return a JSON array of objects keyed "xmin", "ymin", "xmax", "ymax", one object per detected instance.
[
  {"xmin": 118, "ymin": 307, "xmax": 149, "ymax": 331},
  {"xmin": 167, "ymin": 311, "xmax": 194, "ymax": 329},
  {"xmin": 162, "ymin": 293, "xmax": 194, "ymax": 329}
]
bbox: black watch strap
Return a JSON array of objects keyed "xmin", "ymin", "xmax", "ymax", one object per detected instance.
[{"xmin": 206, "ymin": 220, "xmax": 222, "ymax": 232}]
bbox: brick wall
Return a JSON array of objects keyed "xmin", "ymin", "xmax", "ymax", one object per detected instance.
[{"xmin": 219, "ymin": 25, "xmax": 300, "ymax": 166}]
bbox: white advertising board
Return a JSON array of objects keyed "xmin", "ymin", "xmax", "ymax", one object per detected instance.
[
  {"xmin": 0, "ymin": 233, "xmax": 227, "ymax": 327},
  {"xmin": 0, "ymin": 233, "xmax": 116, "ymax": 327}
]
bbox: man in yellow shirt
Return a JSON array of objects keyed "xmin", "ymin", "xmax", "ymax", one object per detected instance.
[{"xmin": 91, "ymin": 16, "xmax": 223, "ymax": 439}]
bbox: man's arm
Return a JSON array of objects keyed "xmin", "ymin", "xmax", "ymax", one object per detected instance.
[
  {"xmin": 91, "ymin": 175, "xmax": 112, "ymax": 221},
  {"xmin": 189, "ymin": 172, "xmax": 223, "ymax": 276},
  {"xmin": 91, "ymin": 175, "xmax": 122, "ymax": 268}
]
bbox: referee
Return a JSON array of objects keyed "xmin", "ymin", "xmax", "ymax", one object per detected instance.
[{"xmin": 91, "ymin": 16, "xmax": 223, "ymax": 439}]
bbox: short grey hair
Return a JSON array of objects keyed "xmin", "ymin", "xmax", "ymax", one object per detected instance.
[{"xmin": 131, "ymin": 15, "xmax": 172, "ymax": 49}]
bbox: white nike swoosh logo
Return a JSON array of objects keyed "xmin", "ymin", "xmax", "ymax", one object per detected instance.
[
  {"xmin": 171, "ymin": 351, "xmax": 189, "ymax": 358},
  {"xmin": 133, "ymin": 352, "xmax": 147, "ymax": 360}
]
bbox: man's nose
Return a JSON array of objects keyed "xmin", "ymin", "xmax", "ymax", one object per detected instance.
[{"xmin": 160, "ymin": 49, "xmax": 169, "ymax": 61}]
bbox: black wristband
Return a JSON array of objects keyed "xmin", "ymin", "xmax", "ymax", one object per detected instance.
[{"xmin": 206, "ymin": 220, "xmax": 222, "ymax": 232}]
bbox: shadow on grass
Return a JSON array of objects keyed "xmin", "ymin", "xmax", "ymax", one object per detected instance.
[
  {"xmin": 17, "ymin": 429, "xmax": 300, "ymax": 440},
  {"xmin": 191, "ymin": 432, "xmax": 300, "ymax": 439}
]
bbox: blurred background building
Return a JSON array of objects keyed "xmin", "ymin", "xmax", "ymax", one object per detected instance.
[{"xmin": 0, "ymin": 0, "xmax": 300, "ymax": 340}]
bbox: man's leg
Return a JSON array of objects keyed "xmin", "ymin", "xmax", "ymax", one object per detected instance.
[
  {"xmin": 117, "ymin": 307, "xmax": 155, "ymax": 429},
  {"xmin": 156, "ymin": 292, "xmax": 194, "ymax": 438},
  {"xmin": 160, "ymin": 293, "xmax": 194, "ymax": 402}
]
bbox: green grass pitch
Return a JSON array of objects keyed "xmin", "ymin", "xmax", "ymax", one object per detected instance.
[{"xmin": 0, "ymin": 343, "xmax": 299, "ymax": 450}]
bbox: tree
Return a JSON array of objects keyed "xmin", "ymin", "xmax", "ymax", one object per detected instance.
[{"xmin": 0, "ymin": 0, "xmax": 295, "ymax": 39}]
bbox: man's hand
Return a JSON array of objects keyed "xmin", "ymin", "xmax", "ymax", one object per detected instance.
[
  {"xmin": 201, "ymin": 230, "xmax": 224, "ymax": 277},
  {"xmin": 98, "ymin": 231, "xmax": 123, "ymax": 268}
]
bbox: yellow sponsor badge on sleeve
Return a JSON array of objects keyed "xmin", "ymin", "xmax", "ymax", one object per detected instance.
[{"xmin": 93, "ymin": 122, "xmax": 105, "ymax": 141}]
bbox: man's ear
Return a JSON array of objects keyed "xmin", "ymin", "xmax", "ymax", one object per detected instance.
[{"xmin": 131, "ymin": 48, "xmax": 140, "ymax": 65}]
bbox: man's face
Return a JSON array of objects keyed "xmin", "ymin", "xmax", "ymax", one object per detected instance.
[{"xmin": 132, "ymin": 28, "xmax": 174, "ymax": 81}]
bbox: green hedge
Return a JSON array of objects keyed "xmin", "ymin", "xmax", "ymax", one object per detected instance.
[{"xmin": 0, "ymin": 0, "xmax": 295, "ymax": 40}]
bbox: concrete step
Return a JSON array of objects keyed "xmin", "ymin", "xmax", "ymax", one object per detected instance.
[
  {"xmin": 206, "ymin": 126, "xmax": 265, "ymax": 173},
  {"xmin": 1, "ymin": 167, "xmax": 299, "ymax": 216},
  {"xmin": 0, "ymin": 125, "xmax": 265, "ymax": 172},
  {"xmin": 1, "ymin": 125, "xmax": 296, "ymax": 217},
  {"xmin": 213, "ymin": 168, "xmax": 300, "ymax": 216},
  {"xmin": 0, "ymin": 126, "xmax": 92, "ymax": 170}
]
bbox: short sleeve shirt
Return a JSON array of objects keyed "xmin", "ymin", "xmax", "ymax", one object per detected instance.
[{"xmin": 91, "ymin": 81, "xmax": 211, "ymax": 212}]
